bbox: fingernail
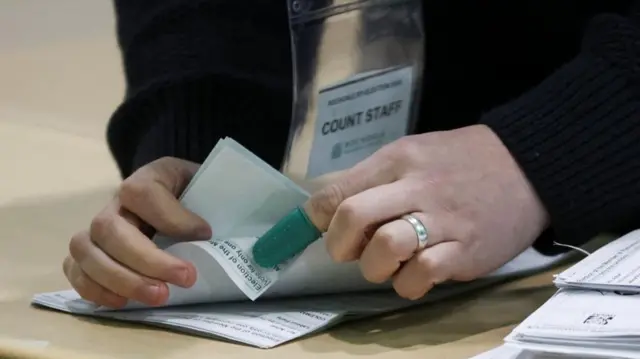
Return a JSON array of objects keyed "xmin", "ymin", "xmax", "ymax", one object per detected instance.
[
  {"xmin": 173, "ymin": 268, "xmax": 193, "ymax": 287},
  {"xmin": 143, "ymin": 284, "xmax": 160, "ymax": 302}
]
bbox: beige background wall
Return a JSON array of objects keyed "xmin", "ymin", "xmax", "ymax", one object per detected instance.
[
  {"xmin": 0, "ymin": 0, "xmax": 122, "ymax": 207},
  {"xmin": 0, "ymin": 1, "xmax": 124, "ymax": 339}
]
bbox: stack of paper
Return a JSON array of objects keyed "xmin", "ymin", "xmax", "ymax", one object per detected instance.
[
  {"xmin": 32, "ymin": 137, "xmax": 570, "ymax": 349},
  {"xmin": 504, "ymin": 230, "xmax": 640, "ymax": 359},
  {"xmin": 469, "ymin": 344, "xmax": 602, "ymax": 359}
]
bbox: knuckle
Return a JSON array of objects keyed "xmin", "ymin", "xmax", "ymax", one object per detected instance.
[
  {"xmin": 102, "ymin": 273, "xmax": 132, "ymax": 298},
  {"xmin": 68, "ymin": 232, "xmax": 88, "ymax": 260},
  {"xmin": 310, "ymin": 183, "xmax": 345, "ymax": 221},
  {"xmin": 415, "ymin": 254, "xmax": 437, "ymax": 274},
  {"xmin": 458, "ymin": 220, "xmax": 477, "ymax": 242},
  {"xmin": 72, "ymin": 275, "xmax": 96, "ymax": 302},
  {"xmin": 62, "ymin": 256, "xmax": 73, "ymax": 278},
  {"xmin": 335, "ymin": 197, "xmax": 360, "ymax": 224},
  {"xmin": 153, "ymin": 156, "xmax": 178, "ymax": 167},
  {"xmin": 327, "ymin": 244, "xmax": 347, "ymax": 263},
  {"xmin": 373, "ymin": 226, "xmax": 397, "ymax": 254},
  {"xmin": 387, "ymin": 137, "xmax": 420, "ymax": 165},
  {"xmin": 150, "ymin": 156, "xmax": 197, "ymax": 191},
  {"xmin": 89, "ymin": 212, "xmax": 115, "ymax": 243},
  {"xmin": 449, "ymin": 216, "xmax": 476, "ymax": 245},
  {"xmin": 327, "ymin": 240, "xmax": 351, "ymax": 263},
  {"xmin": 118, "ymin": 177, "xmax": 149, "ymax": 206}
]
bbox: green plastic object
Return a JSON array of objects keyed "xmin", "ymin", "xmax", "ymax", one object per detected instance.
[{"xmin": 252, "ymin": 206, "xmax": 321, "ymax": 268}]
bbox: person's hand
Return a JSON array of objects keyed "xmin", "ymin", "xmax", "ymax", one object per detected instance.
[
  {"xmin": 63, "ymin": 157, "xmax": 212, "ymax": 308},
  {"xmin": 302, "ymin": 124, "xmax": 549, "ymax": 300}
]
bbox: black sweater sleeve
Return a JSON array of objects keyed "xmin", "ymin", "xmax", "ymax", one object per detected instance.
[
  {"xmin": 480, "ymin": 4, "xmax": 640, "ymax": 253},
  {"xmin": 107, "ymin": 0, "xmax": 294, "ymax": 178}
]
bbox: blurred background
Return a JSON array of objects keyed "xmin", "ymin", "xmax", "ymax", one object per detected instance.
[
  {"xmin": 1, "ymin": 0, "xmax": 122, "ymax": 207},
  {"xmin": 0, "ymin": 0, "xmax": 128, "ymax": 312}
]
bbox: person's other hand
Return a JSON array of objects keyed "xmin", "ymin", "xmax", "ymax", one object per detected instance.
[
  {"xmin": 63, "ymin": 157, "xmax": 212, "ymax": 308},
  {"xmin": 303, "ymin": 124, "xmax": 549, "ymax": 300}
]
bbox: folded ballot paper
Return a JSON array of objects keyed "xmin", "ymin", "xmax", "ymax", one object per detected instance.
[
  {"xmin": 468, "ymin": 345, "xmax": 567, "ymax": 359},
  {"xmin": 32, "ymin": 137, "xmax": 570, "ymax": 349},
  {"xmin": 504, "ymin": 230, "xmax": 640, "ymax": 359},
  {"xmin": 553, "ymin": 229, "xmax": 640, "ymax": 293}
]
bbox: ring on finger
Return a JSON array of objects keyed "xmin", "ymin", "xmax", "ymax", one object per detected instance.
[{"xmin": 401, "ymin": 213, "xmax": 429, "ymax": 251}]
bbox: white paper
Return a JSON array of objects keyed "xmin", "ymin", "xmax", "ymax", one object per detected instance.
[
  {"xmin": 505, "ymin": 289, "xmax": 640, "ymax": 359},
  {"xmin": 467, "ymin": 345, "xmax": 576, "ymax": 359},
  {"xmin": 512, "ymin": 289, "xmax": 640, "ymax": 337},
  {"xmin": 554, "ymin": 230, "xmax": 640, "ymax": 292},
  {"xmin": 506, "ymin": 341, "xmax": 640, "ymax": 359},
  {"xmin": 31, "ymin": 247, "xmax": 570, "ymax": 348},
  {"xmin": 32, "ymin": 278, "xmax": 505, "ymax": 349},
  {"xmin": 469, "ymin": 345, "xmax": 527, "ymax": 359}
]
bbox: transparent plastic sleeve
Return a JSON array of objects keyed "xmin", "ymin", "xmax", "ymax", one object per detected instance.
[{"xmin": 281, "ymin": 0, "xmax": 424, "ymax": 189}]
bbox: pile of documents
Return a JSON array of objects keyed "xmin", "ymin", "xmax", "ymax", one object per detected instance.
[
  {"xmin": 502, "ymin": 229, "xmax": 640, "ymax": 359},
  {"xmin": 31, "ymin": 137, "xmax": 570, "ymax": 349}
]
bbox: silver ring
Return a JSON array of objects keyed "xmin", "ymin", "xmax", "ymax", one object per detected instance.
[{"xmin": 401, "ymin": 214, "xmax": 428, "ymax": 251}]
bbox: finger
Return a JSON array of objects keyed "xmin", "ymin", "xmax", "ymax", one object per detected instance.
[
  {"xmin": 119, "ymin": 158, "xmax": 211, "ymax": 240},
  {"xmin": 69, "ymin": 230, "xmax": 170, "ymax": 306},
  {"xmin": 90, "ymin": 207, "xmax": 197, "ymax": 288},
  {"xmin": 303, "ymin": 149, "xmax": 398, "ymax": 232},
  {"xmin": 325, "ymin": 180, "xmax": 422, "ymax": 262},
  {"xmin": 392, "ymin": 241, "xmax": 462, "ymax": 300},
  {"xmin": 359, "ymin": 212, "xmax": 444, "ymax": 283},
  {"xmin": 63, "ymin": 256, "xmax": 128, "ymax": 308}
]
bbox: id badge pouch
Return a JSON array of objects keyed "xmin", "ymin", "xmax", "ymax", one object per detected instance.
[{"xmin": 281, "ymin": 0, "xmax": 425, "ymax": 190}]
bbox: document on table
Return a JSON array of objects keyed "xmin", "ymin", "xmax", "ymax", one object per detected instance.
[
  {"xmin": 31, "ymin": 137, "xmax": 571, "ymax": 348},
  {"xmin": 469, "ymin": 345, "xmax": 527, "ymax": 359},
  {"xmin": 469, "ymin": 345, "xmax": 603, "ymax": 359},
  {"xmin": 554, "ymin": 229, "xmax": 640, "ymax": 293},
  {"xmin": 505, "ymin": 289, "xmax": 640, "ymax": 359}
]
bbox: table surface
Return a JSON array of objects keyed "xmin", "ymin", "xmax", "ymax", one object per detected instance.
[{"xmin": 0, "ymin": 2, "xmax": 568, "ymax": 358}]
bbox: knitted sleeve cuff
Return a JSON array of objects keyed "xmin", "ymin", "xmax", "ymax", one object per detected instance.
[
  {"xmin": 480, "ymin": 13, "xmax": 640, "ymax": 253},
  {"xmin": 107, "ymin": 75, "xmax": 292, "ymax": 178}
]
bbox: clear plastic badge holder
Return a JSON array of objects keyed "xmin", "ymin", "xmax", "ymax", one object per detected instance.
[{"xmin": 281, "ymin": 0, "xmax": 424, "ymax": 190}]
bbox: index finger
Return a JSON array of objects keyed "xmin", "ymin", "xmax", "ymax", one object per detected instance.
[
  {"xmin": 91, "ymin": 205, "xmax": 198, "ymax": 288},
  {"xmin": 303, "ymin": 153, "xmax": 397, "ymax": 231},
  {"xmin": 252, "ymin": 151, "xmax": 396, "ymax": 267}
]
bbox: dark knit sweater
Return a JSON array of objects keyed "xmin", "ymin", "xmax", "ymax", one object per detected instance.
[{"xmin": 107, "ymin": 0, "xmax": 640, "ymax": 254}]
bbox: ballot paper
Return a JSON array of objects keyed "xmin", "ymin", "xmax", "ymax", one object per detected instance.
[
  {"xmin": 553, "ymin": 229, "xmax": 640, "ymax": 293},
  {"xmin": 505, "ymin": 289, "xmax": 640, "ymax": 359},
  {"xmin": 32, "ymin": 137, "xmax": 570, "ymax": 348},
  {"xmin": 469, "ymin": 345, "xmax": 604, "ymax": 359},
  {"xmin": 469, "ymin": 345, "xmax": 528, "ymax": 359},
  {"xmin": 500, "ymin": 230, "xmax": 640, "ymax": 359}
]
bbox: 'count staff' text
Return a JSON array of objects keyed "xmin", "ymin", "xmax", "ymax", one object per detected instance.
[{"xmin": 321, "ymin": 100, "xmax": 403, "ymax": 136}]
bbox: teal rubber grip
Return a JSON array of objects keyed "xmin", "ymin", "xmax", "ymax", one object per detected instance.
[{"xmin": 252, "ymin": 206, "xmax": 321, "ymax": 268}]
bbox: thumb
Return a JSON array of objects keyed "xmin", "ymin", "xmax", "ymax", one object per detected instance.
[{"xmin": 119, "ymin": 157, "xmax": 212, "ymax": 240}]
